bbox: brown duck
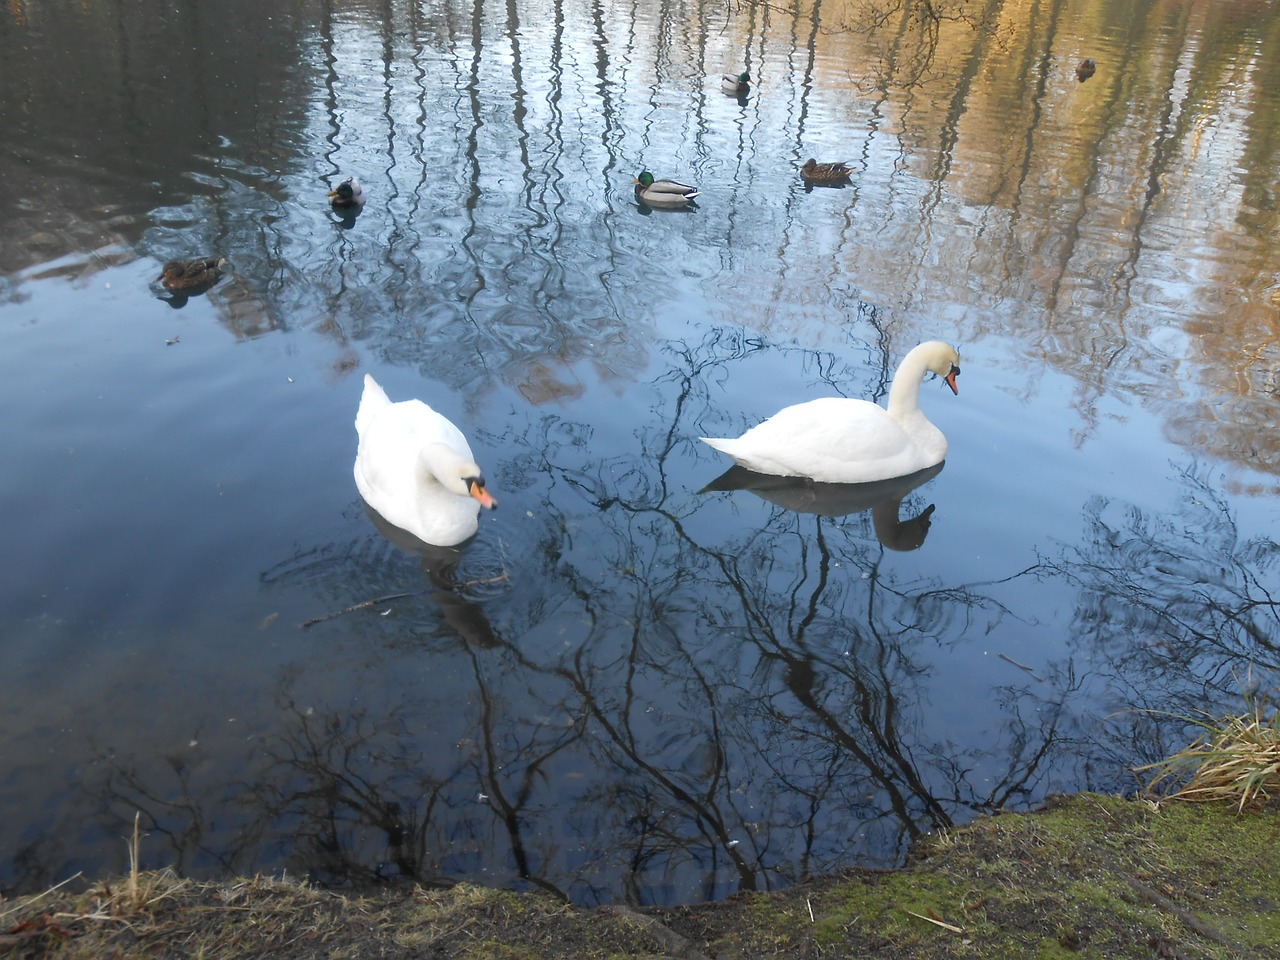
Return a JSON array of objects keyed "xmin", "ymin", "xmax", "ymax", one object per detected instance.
[
  {"xmin": 799, "ymin": 159, "xmax": 852, "ymax": 185},
  {"xmin": 157, "ymin": 257, "xmax": 228, "ymax": 292},
  {"xmin": 1076, "ymin": 58, "xmax": 1096, "ymax": 82}
]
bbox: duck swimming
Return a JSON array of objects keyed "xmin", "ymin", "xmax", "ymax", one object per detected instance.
[
  {"xmin": 799, "ymin": 159, "xmax": 852, "ymax": 185},
  {"xmin": 700, "ymin": 341, "xmax": 961, "ymax": 484},
  {"xmin": 632, "ymin": 171, "xmax": 700, "ymax": 207},
  {"xmin": 721, "ymin": 71, "xmax": 751, "ymax": 94},
  {"xmin": 354, "ymin": 374, "xmax": 497, "ymax": 546},
  {"xmin": 156, "ymin": 257, "xmax": 228, "ymax": 292},
  {"xmin": 328, "ymin": 177, "xmax": 366, "ymax": 209}
]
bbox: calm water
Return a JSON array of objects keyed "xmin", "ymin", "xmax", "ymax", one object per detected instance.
[{"xmin": 3, "ymin": 0, "xmax": 1280, "ymax": 906}]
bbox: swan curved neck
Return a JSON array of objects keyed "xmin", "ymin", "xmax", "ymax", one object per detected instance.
[
  {"xmin": 884, "ymin": 349, "xmax": 948, "ymax": 462},
  {"xmin": 418, "ymin": 442, "xmax": 472, "ymax": 484},
  {"xmin": 885, "ymin": 351, "xmax": 931, "ymax": 418}
]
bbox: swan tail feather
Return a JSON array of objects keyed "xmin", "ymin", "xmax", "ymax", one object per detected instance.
[
  {"xmin": 355, "ymin": 374, "xmax": 391, "ymax": 435},
  {"xmin": 701, "ymin": 436, "xmax": 757, "ymax": 469}
]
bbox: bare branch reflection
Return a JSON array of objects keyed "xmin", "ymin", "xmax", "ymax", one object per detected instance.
[
  {"xmin": 9, "ymin": 0, "xmax": 1280, "ymax": 908},
  {"xmin": 76, "ymin": 409, "xmax": 1280, "ymax": 906},
  {"xmin": 1048, "ymin": 463, "xmax": 1280, "ymax": 769}
]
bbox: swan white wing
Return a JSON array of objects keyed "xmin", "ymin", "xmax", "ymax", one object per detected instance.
[
  {"xmin": 356, "ymin": 375, "xmax": 475, "ymax": 462},
  {"xmin": 354, "ymin": 411, "xmax": 423, "ymax": 530},
  {"xmin": 702, "ymin": 398, "xmax": 929, "ymax": 484},
  {"xmin": 357, "ymin": 401, "xmax": 474, "ymax": 486},
  {"xmin": 394, "ymin": 399, "xmax": 476, "ymax": 461}
]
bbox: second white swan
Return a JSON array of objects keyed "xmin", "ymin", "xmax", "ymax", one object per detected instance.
[
  {"xmin": 354, "ymin": 374, "xmax": 497, "ymax": 546},
  {"xmin": 700, "ymin": 340, "xmax": 961, "ymax": 484}
]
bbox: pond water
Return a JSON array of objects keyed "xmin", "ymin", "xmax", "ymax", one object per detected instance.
[{"xmin": 3, "ymin": 0, "xmax": 1280, "ymax": 906}]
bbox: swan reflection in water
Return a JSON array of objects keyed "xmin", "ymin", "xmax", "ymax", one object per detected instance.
[
  {"xmin": 700, "ymin": 462, "xmax": 945, "ymax": 551},
  {"xmin": 363, "ymin": 504, "xmax": 502, "ymax": 648}
]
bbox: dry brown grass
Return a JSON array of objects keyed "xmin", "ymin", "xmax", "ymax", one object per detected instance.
[
  {"xmin": 0, "ymin": 813, "xmax": 206, "ymax": 958},
  {"xmin": 1138, "ymin": 688, "xmax": 1280, "ymax": 811}
]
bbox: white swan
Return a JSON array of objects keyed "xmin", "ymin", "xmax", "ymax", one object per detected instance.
[
  {"xmin": 700, "ymin": 341, "xmax": 961, "ymax": 484},
  {"xmin": 354, "ymin": 374, "xmax": 497, "ymax": 546}
]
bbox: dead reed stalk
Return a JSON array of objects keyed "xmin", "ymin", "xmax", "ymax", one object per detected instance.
[{"xmin": 1138, "ymin": 689, "xmax": 1280, "ymax": 811}]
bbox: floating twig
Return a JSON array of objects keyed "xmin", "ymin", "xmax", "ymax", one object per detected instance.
[
  {"xmin": 300, "ymin": 593, "xmax": 416, "ymax": 628},
  {"xmin": 997, "ymin": 652, "xmax": 1044, "ymax": 682}
]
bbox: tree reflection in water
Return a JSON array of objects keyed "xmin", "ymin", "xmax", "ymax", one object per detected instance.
[
  {"xmin": 1049, "ymin": 463, "xmax": 1280, "ymax": 771},
  {"xmin": 5, "ymin": 0, "xmax": 1280, "ymax": 909},
  {"xmin": 84, "ymin": 328, "xmax": 1092, "ymax": 904},
  {"xmin": 80, "ymin": 338, "xmax": 1280, "ymax": 903}
]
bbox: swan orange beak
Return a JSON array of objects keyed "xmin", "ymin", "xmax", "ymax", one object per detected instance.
[
  {"xmin": 944, "ymin": 366, "xmax": 960, "ymax": 395},
  {"xmin": 469, "ymin": 479, "xmax": 498, "ymax": 510}
]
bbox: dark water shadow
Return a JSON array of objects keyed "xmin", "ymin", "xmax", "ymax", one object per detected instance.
[
  {"xmin": 634, "ymin": 200, "xmax": 700, "ymax": 215},
  {"xmin": 362, "ymin": 504, "xmax": 501, "ymax": 649},
  {"xmin": 700, "ymin": 462, "xmax": 944, "ymax": 551},
  {"xmin": 330, "ymin": 206, "xmax": 364, "ymax": 230}
]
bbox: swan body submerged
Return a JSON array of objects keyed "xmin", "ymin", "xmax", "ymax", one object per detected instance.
[
  {"xmin": 353, "ymin": 374, "xmax": 497, "ymax": 546},
  {"xmin": 700, "ymin": 341, "xmax": 961, "ymax": 484}
]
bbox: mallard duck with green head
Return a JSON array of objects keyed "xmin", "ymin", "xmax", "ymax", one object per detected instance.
[
  {"xmin": 632, "ymin": 171, "xmax": 699, "ymax": 207},
  {"xmin": 799, "ymin": 158, "xmax": 853, "ymax": 185},
  {"xmin": 157, "ymin": 256, "xmax": 228, "ymax": 292},
  {"xmin": 721, "ymin": 71, "xmax": 751, "ymax": 94},
  {"xmin": 328, "ymin": 176, "xmax": 366, "ymax": 209}
]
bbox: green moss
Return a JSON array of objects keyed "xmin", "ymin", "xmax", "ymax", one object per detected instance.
[
  {"xmin": 698, "ymin": 793, "xmax": 1280, "ymax": 960},
  {"xmin": 1031, "ymin": 938, "xmax": 1081, "ymax": 960}
]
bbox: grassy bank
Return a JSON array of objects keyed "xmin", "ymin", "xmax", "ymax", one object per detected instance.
[
  {"xmin": 2, "ymin": 792, "xmax": 1277, "ymax": 960},
  {"xmin": 6, "ymin": 697, "xmax": 1279, "ymax": 959}
]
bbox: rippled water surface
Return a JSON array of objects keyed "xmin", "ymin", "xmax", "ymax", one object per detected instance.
[{"xmin": 3, "ymin": 0, "xmax": 1280, "ymax": 905}]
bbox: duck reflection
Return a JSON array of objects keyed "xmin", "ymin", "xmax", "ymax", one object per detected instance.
[
  {"xmin": 331, "ymin": 205, "xmax": 363, "ymax": 230},
  {"xmin": 700, "ymin": 462, "xmax": 944, "ymax": 551},
  {"xmin": 363, "ymin": 505, "xmax": 501, "ymax": 648},
  {"xmin": 634, "ymin": 200, "xmax": 699, "ymax": 216}
]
